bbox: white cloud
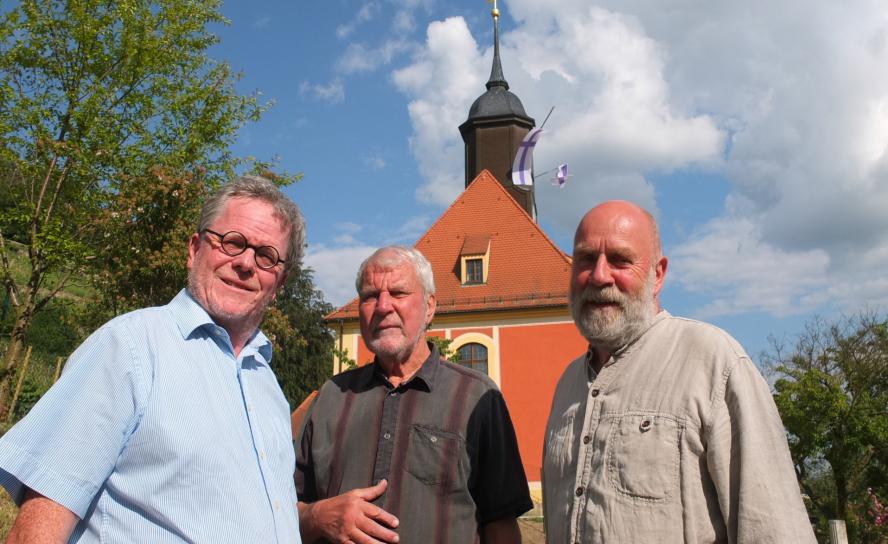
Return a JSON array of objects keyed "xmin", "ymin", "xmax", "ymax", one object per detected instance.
[
  {"xmin": 336, "ymin": 2, "xmax": 380, "ymax": 39},
  {"xmin": 392, "ymin": 17, "xmax": 488, "ymax": 205},
  {"xmin": 392, "ymin": 10, "xmax": 415, "ymax": 33},
  {"xmin": 251, "ymin": 15, "xmax": 271, "ymax": 29},
  {"xmin": 391, "ymin": 1, "xmax": 888, "ymax": 318},
  {"xmin": 304, "ymin": 244, "xmax": 374, "ymax": 306},
  {"xmin": 669, "ymin": 216, "xmax": 831, "ymax": 318},
  {"xmin": 299, "ymin": 80, "xmax": 345, "ymax": 104},
  {"xmin": 336, "ymin": 39, "xmax": 412, "ymax": 74},
  {"xmin": 394, "ymin": 9, "xmax": 722, "ymax": 225},
  {"xmin": 363, "ymin": 155, "xmax": 386, "ymax": 170},
  {"xmin": 385, "ymin": 215, "xmax": 434, "ymax": 245}
]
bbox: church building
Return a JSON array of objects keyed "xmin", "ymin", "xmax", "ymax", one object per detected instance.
[{"xmin": 322, "ymin": 5, "xmax": 587, "ymax": 498}]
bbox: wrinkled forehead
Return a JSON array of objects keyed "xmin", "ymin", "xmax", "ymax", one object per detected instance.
[{"xmin": 361, "ymin": 259, "xmax": 419, "ymax": 288}]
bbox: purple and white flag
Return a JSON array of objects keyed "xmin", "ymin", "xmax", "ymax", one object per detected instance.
[
  {"xmin": 552, "ymin": 163, "xmax": 568, "ymax": 188},
  {"xmin": 511, "ymin": 128, "xmax": 543, "ymax": 186}
]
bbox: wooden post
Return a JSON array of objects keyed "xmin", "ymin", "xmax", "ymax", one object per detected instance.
[
  {"xmin": 53, "ymin": 356, "xmax": 64, "ymax": 382},
  {"xmin": 828, "ymin": 520, "xmax": 848, "ymax": 544},
  {"xmin": 6, "ymin": 345, "xmax": 33, "ymax": 423}
]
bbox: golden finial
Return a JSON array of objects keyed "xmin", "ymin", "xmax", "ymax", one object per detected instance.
[{"xmin": 487, "ymin": 0, "xmax": 500, "ymax": 19}]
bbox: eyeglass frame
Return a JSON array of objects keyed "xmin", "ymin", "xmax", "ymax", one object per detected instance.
[{"xmin": 201, "ymin": 228, "xmax": 287, "ymax": 270}]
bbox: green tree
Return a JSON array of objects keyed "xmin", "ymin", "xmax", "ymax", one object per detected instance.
[
  {"xmin": 427, "ymin": 335, "xmax": 460, "ymax": 363},
  {"xmin": 764, "ymin": 312, "xmax": 888, "ymax": 542},
  {"xmin": 88, "ymin": 167, "xmax": 208, "ymax": 321},
  {"xmin": 0, "ymin": 0, "xmax": 266, "ymax": 416},
  {"xmin": 262, "ymin": 267, "xmax": 336, "ymax": 409}
]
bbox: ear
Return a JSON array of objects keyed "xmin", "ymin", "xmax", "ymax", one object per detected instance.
[
  {"xmin": 187, "ymin": 232, "xmax": 201, "ymax": 269},
  {"xmin": 653, "ymin": 255, "xmax": 668, "ymax": 297},
  {"xmin": 273, "ymin": 271, "xmax": 289, "ymax": 301},
  {"xmin": 425, "ymin": 293, "xmax": 436, "ymax": 325}
]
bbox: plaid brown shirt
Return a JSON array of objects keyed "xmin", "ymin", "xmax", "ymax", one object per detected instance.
[{"xmin": 296, "ymin": 345, "xmax": 532, "ymax": 543}]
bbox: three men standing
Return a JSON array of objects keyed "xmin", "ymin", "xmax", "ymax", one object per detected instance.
[
  {"xmin": 543, "ymin": 201, "xmax": 816, "ymax": 543},
  {"xmin": 0, "ymin": 180, "xmax": 818, "ymax": 543},
  {"xmin": 0, "ymin": 176, "xmax": 303, "ymax": 543},
  {"xmin": 296, "ymin": 246, "xmax": 532, "ymax": 543}
]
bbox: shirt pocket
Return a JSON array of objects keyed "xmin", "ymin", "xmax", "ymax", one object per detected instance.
[
  {"xmin": 606, "ymin": 412, "xmax": 683, "ymax": 502},
  {"xmin": 406, "ymin": 424, "xmax": 467, "ymax": 492}
]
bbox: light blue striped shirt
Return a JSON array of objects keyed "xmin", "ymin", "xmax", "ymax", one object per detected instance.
[{"xmin": 0, "ymin": 289, "xmax": 301, "ymax": 543}]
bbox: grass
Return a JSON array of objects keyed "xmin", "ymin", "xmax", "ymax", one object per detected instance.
[
  {"xmin": 0, "ymin": 489, "xmax": 15, "ymax": 539},
  {"xmin": 1, "ymin": 238, "xmax": 93, "ymax": 418},
  {"xmin": 0, "ymin": 423, "xmax": 16, "ymax": 538},
  {"xmin": 3, "ymin": 240, "xmax": 94, "ymax": 298}
]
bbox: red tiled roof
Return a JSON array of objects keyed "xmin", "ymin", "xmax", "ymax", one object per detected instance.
[{"xmin": 325, "ymin": 170, "xmax": 572, "ymax": 321}]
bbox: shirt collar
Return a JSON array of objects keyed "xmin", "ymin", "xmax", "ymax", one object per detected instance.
[
  {"xmin": 585, "ymin": 309, "xmax": 671, "ymax": 377},
  {"xmin": 367, "ymin": 342, "xmax": 440, "ymax": 392},
  {"xmin": 167, "ymin": 289, "xmax": 273, "ymax": 364}
]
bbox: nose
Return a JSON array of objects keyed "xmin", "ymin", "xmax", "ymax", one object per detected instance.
[
  {"xmin": 374, "ymin": 291, "xmax": 394, "ymax": 314},
  {"xmin": 231, "ymin": 247, "xmax": 257, "ymax": 273},
  {"xmin": 589, "ymin": 254, "xmax": 614, "ymax": 286}
]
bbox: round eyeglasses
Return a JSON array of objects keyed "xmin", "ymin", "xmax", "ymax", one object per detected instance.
[{"xmin": 202, "ymin": 229, "xmax": 286, "ymax": 270}]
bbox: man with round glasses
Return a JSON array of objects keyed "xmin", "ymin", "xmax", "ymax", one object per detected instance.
[{"xmin": 0, "ymin": 176, "xmax": 305, "ymax": 543}]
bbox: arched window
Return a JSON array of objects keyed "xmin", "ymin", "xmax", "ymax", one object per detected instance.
[{"xmin": 457, "ymin": 343, "xmax": 488, "ymax": 375}]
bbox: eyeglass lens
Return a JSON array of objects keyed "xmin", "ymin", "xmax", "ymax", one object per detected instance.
[{"xmin": 215, "ymin": 231, "xmax": 280, "ymax": 269}]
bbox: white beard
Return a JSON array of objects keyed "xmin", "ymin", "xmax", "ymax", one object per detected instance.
[{"xmin": 570, "ymin": 269, "xmax": 657, "ymax": 351}]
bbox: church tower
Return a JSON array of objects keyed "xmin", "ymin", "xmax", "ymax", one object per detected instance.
[{"xmin": 458, "ymin": 1, "xmax": 536, "ymax": 218}]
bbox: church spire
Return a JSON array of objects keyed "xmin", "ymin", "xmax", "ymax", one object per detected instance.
[
  {"xmin": 486, "ymin": 0, "xmax": 508, "ymax": 91},
  {"xmin": 458, "ymin": 0, "xmax": 537, "ymax": 218}
]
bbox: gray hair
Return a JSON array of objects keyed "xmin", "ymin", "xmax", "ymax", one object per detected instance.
[
  {"xmin": 355, "ymin": 246, "xmax": 435, "ymax": 296},
  {"xmin": 198, "ymin": 175, "xmax": 305, "ymax": 276}
]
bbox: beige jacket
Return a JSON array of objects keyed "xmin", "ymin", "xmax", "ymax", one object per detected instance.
[{"xmin": 542, "ymin": 311, "xmax": 816, "ymax": 543}]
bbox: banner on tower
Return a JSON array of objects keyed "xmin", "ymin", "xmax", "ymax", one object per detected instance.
[{"xmin": 511, "ymin": 128, "xmax": 543, "ymax": 186}]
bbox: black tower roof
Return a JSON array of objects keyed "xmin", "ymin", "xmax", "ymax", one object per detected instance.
[{"xmin": 465, "ymin": 7, "xmax": 532, "ymax": 122}]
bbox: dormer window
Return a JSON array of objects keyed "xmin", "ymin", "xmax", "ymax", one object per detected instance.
[{"xmin": 459, "ymin": 234, "xmax": 490, "ymax": 285}]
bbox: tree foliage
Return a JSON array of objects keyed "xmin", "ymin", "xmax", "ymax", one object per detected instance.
[
  {"xmin": 89, "ymin": 167, "xmax": 208, "ymax": 320},
  {"xmin": 0, "ymin": 0, "xmax": 267, "ymax": 416},
  {"xmin": 427, "ymin": 335, "xmax": 460, "ymax": 363},
  {"xmin": 261, "ymin": 267, "xmax": 336, "ymax": 409},
  {"xmin": 765, "ymin": 312, "xmax": 888, "ymax": 542}
]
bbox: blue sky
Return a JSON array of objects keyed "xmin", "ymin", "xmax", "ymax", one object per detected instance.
[{"xmin": 211, "ymin": 0, "xmax": 888, "ymax": 361}]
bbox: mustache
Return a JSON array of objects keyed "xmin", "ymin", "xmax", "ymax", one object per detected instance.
[{"xmin": 575, "ymin": 285, "xmax": 627, "ymax": 305}]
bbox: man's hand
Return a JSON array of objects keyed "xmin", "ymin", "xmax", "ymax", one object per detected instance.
[
  {"xmin": 6, "ymin": 488, "xmax": 78, "ymax": 544},
  {"xmin": 298, "ymin": 479, "xmax": 400, "ymax": 544}
]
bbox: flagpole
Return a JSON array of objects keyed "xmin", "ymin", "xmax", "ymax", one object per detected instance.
[{"xmin": 540, "ymin": 106, "xmax": 555, "ymax": 129}]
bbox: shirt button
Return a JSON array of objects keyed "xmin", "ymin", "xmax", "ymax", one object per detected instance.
[
  {"xmin": 575, "ymin": 486, "xmax": 584, "ymax": 496},
  {"xmin": 383, "ymin": 432, "xmax": 392, "ymax": 440},
  {"xmin": 259, "ymin": 452, "xmax": 266, "ymax": 460},
  {"xmin": 582, "ymin": 435, "xmax": 591, "ymax": 444},
  {"xmin": 274, "ymin": 500, "xmax": 280, "ymax": 510},
  {"xmin": 590, "ymin": 389, "xmax": 600, "ymax": 397}
]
